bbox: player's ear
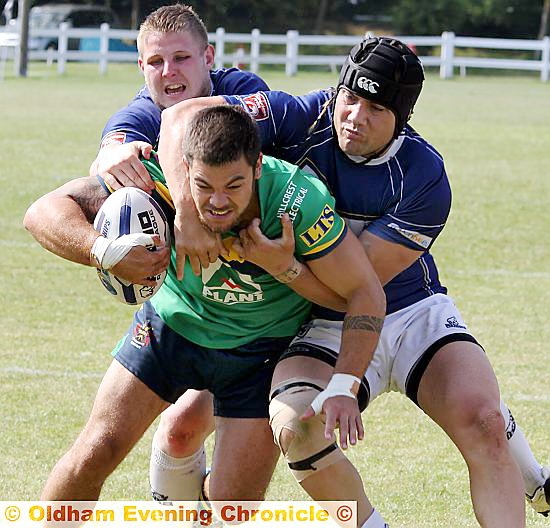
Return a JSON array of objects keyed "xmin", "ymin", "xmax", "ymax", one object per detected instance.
[
  {"xmin": 204, "ymin": 44, "xmax": 215, "ymax": 69},
  {"xmin": 254, "ymin": 153, "xmax": 263, "ymax": 180},
  {"xmin": 182, "ymin": 156, "xmax": 191, "ymax": 177}
]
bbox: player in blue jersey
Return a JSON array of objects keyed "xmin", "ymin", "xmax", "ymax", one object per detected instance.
[
  {"xmin": 24, "ymin": 105, "xmax": 385, "ymax": 506},
  {"xmin": 88, "ymin": 3, "xmax": 269, "ymax": 196},
  {"xmin": 152, "ymin": 39, "xmax": 549, "ymax": 526}
]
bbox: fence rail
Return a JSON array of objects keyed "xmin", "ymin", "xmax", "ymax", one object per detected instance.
[{"xmin": 1, "ymin": 25, "xmax": 549, "ymax": 81}]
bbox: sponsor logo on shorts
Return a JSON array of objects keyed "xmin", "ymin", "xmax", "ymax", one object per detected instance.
[
  {"xmin": 299, "ymin": 205, "xmax": 335, "ymax": 246},
  {"xmin": 130, "ymin": 321, "xmax": 152, "ymax": 349},
  {"xmin": 444, "ymin": 316, "xmax": 466, "ymax": 329},
  {"xmin": 240, "ymin": 93, "xmax": 270, "ymax": 121},
  {"xmin": 100, "ymin": 131, "xmax": 127, "ymax": 148},
  {"xmin": 387, "ymin": 223, "xmax": 433, "ymax": 249}
]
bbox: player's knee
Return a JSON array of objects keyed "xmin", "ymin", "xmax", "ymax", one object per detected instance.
[
  {"xmin": 475, "ymin": 407, "xmax": 507, "ymax": 444},
  {"xmin": 157, "ymin": 407, "xmax": 213, "ymax": 456},
  {"xmin": 455, "ymin": 402, "xmax": 508, "ymax": 457},
  {"xmin": 269, "ymin": 378, "xmax": 344, "ymax": 482}
]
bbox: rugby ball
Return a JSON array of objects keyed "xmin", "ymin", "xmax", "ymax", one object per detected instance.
[{"xmin": 93, "ymin": 187, "xmax": 170, "ymax": 305}]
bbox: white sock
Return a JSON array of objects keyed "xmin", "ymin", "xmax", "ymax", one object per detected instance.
[
  {"xmin": 361, "ymin": 509, "xmax": 388, "ymax": 528},
  {"xmin": 500, "ymin": 399, "xmax": 544, "ymax": 495},
  {"xmin": 149, "ymin": 441, "xmax": 206, "ymax": 501}
]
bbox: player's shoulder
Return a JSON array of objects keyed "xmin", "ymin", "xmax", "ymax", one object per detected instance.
[
  {"xmin": 399, "ymin": 127, "xmax": 445, "ymax": 166},
  {"xmin": 261, "ymin": 155, "xmax": 329, "ymax": 194},
  {"xmin": 295, "ymin": 87, "xmax": 335, "ymax": 112},
  {"xmin": 395, "ymin": 127, "xmax": 447, "ymax": 183},
  {"xmin": 210, "ymin": 67, "xmax": 269, "ymax": 93}
]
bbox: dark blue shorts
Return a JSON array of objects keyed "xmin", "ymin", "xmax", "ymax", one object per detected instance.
[{"xmin": 112, "ymin": 301, "xmax": 293, "ymax": 418}]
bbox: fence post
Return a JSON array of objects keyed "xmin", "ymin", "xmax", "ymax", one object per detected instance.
[
  {"xmin": 250, "ymin": 28, "xmax": 260, "ymax": 74},
  {"xmin": 99, "ymin": 23, "xmax": 109, "ymax": 75},
  {"xmin": 285, "ymin": 29, "xmax": 299, "ymax": 76},
  {"xmin": 439, "ymin": 31, "xmax": 455, "ymax": 80},
  {"xmin": 215, "ymin": 27, "xmax": 225, "ymax": 69},
  {"xmin": 541, "ymin": 36, "xmax": 550, "ymax": 82},
  {"xmin": 57, "ymin": 22, "xmax": 68, "ymax": 75}
]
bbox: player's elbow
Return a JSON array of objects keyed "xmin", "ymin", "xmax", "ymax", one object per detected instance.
[
  {"xmin": 348, "ymin": 279, "xmax": 386, "ymax": 318},
  {"xmin": 23, "ymin": 199, "xmax": 42, "ymax": 238}
]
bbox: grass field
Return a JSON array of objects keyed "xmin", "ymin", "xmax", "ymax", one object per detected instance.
[{"xmin": 1, "ymin": 62, "xmax": 549, "ymax": 527}]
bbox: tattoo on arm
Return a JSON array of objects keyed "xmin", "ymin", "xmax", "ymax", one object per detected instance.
[
  {"xmin": 71, "ymin": 179, "xmax": 109, "ymax": 224},
  {"xmin": 343, "ymin": 315, "xmax": 384, "ymax": 334}
]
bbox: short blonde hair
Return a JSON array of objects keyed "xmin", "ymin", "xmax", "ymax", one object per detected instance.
[{"xmin": 137, "ymin": 4, "xmax": 209, "ymax": 56}]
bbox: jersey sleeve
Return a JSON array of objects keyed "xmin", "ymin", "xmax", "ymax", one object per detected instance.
[
  {"xmin": 287, "ymin": 167, "xmax": 347, "ymax": 261},
  {"xmin": 99, "ymin": 92, "xmax": 161, "ymax": 147},
  {"xmin": 222, "ymin": 90, "xmax": 329, "ymax": 153},
  {"xmin": 366, "ymin": 152, "xmax": 451, "ymax": 251}
]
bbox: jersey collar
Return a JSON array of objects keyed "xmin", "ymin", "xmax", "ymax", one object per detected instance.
[{"xmin": 343, "ymin": 134, "xmax": 405, "ymax": 165}]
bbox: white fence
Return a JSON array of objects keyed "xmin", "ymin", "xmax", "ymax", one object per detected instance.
[{"xmin": 1, "ymin": 25, "xmax": 550, "ymax": 81}]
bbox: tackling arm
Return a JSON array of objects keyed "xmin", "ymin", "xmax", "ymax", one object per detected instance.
[
  {"xmin": 303, "ymin": 230, "xmax": 386, "ymax": 447},
  {"xmin": 23, "ymin": 177, "xmax": 169, "ymax": 285},
  {"xmin": 157, "ymin": 96, "xmax": 229, "ymax": 278}
]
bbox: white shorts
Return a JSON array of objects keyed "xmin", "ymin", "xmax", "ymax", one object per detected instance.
[{"xmin": 285, "ymin": 293, "xmax": 480, "ymax": 408}]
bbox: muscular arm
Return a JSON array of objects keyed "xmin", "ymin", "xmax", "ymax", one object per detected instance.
[
  {"xmin": 304, "ymin": 230, "xmax": 385, "ymax": 447},
  {"xmin": 24, "ymin": 177, "xmax": 109, "ymax": 266},
  {"xmin": 308, "ymin": 231, "xmax": 385, "ymax": 378},
  {"xmin": 236, "ymin": 215, "xmax": 347, "ymax": 312},
  {"xmin": 23, "ymin": 176, "xmax": 169, "ymax": 284},
  {"xmin": 157, "ymin": 97, "xmax": 229, "ymax": 277},
  {"xmin": 359, "ymin": 230, "xmax": 423, "ymax": 286}
]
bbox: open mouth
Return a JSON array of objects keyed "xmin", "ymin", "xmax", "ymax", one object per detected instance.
[
  {"xmin": 207, "ymin": 208, "xmax": 232, "ymax": 218},
  {"xmin": 165, "ymin": 83, "xmax": 186, "ymax": 95}
]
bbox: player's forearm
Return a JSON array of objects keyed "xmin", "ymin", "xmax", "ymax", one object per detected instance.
[
  {"xmin": 158, "ymin": 97, "xmax": 227, "ymax": 212},
  {"xmin": 24, "ymin": 194, "xmax": 99, "ymax": 266},
  {"xmin": 284, "ymin": 264, "xmax": 348, "ymax": 312},
  {"xmin": 335, "ymin": 286, "xmax": 385, "ymax": 378}
]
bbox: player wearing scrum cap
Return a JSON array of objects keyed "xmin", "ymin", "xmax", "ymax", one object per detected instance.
[{"xmin": 152, "ymin": 37, "xmax": 549, "ymax": 527}]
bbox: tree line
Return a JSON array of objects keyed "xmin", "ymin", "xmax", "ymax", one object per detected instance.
[{"xmin": 3, "ymin": 0, "xmax": 549, "ymax": 39}]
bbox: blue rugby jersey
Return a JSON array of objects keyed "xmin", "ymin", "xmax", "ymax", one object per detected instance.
[
  {"xmin": 224, "ymin": 89, "xmax": 451, "ymax": 316},
  {"xmin": 98, "ymin": 68, "xmax": 269, "ymax": 149}
]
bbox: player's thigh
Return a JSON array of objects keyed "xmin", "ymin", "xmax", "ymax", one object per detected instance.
[
  {"xmin": 78, "ymin": 359, "xmax": 169, "ymax": 465},
  {"xmin": 271, "ymin": 355, "xmax": 333, "ymax": 388},
  {"xmin": 417, "ymin": 340, "xmax": 501, "ymax": 431},
  {"xmin": 209, "ymin": 416, "xmax": 279, "ymax": 501}
]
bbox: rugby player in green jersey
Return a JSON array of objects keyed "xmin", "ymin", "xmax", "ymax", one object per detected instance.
[{"xmin": 24, "ymin": 105, "xmax": 385, "ymax": 506}]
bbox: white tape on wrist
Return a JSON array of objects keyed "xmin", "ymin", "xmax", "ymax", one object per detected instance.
[
  {"xmin": 310, "ymin": 373, "xmax": 361, "ymax": 415},
  {"xmin": 90, "ymin": 233, "xmax": 157, "ymax": 270}
]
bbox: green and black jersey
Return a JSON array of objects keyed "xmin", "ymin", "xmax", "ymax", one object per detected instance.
[{"xmin": 143, "ymin": 155, "xmax": 347, "ymax": 349}]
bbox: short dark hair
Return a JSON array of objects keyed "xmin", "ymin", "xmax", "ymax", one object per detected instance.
[
  {"xmin": 137, "ymin": 4, "xmax": 208, "ymax": 56},
  {"xmin": 183, "ymin": 106, "xmax": 261, "ymax": 168}
]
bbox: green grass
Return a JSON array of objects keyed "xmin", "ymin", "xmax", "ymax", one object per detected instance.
[{"xmin": 1, "ymin": 62, "xmax": 550, "ymax": 527}]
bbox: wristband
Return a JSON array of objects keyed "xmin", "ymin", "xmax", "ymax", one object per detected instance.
[
  {"xmin": 90, "ymin": 233, "xmax": 157, "ymax": 270},
  {"xmin": 310, "ymin": 373, "xmax": 361, "ymax": 415},
  {"xmin": 273, "ymin": 257, "xmax": 304, "ymax": 284}
]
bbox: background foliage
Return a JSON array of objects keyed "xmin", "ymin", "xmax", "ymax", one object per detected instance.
[{"xmin": 2, "ymin": 0, "xmax": 549, "ymax": 38}]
